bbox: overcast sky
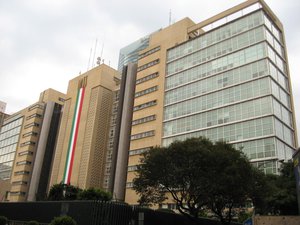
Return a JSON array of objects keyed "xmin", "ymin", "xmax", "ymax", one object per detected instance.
[{"xmin": 0, "ymin": 0, "xmax": 299, "ymax": 142}]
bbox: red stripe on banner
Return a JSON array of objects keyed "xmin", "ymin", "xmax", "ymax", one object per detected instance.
[{"xmin": 67, "ymin": 87, "xmax": 85, "ymax": 184}]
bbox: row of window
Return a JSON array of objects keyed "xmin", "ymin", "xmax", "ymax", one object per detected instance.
[
  {"xmin": 234, "ymin": 137, "xmax": 293, "ymax": 163},
  {"xmin": 28, "ymin": 103, "xmax": 44, "ymax": 112},
  {"xmin": 19, "ymin": 151, "xmax": 33, "ymax": 156},
  {"xmin": 163, "ymin": 96, "xmax": 273, "ymax": 136},
  {"xmin": 129, "ymin": 147, "xmax": 152, "ymax": 156},
  {"xmin": 16, "ymin": 160, "xmax": 32, "ymax": 166},
  {"xmin": 22, "ymin": 131, "xmax": 38, "ymax": 138},
  {"xmin": 134, "ymin": 100, "xmax": 157, "ymax": 111},
  {"xmin": 138, "ymin": 46, "xmax": 160, "ymax": 59},
  {"xmin": 167, "ymin": 25, "xmax": 265, "ymax": 75},
  {"xmin": 26, "ymin": 113, "xmax": 42, "ymax": 120},
  {"xmin": 0, "ymin": 135, "xmax": 19, "ymax": 148},
  {"xmin": 163, "ymin": 116, "xmax": 275, "ymax": 146},
  {"xmin": 135, "ymin": 86, "xmax": 158, "ymax": 98},
  {"xmin": 10, "ymin": 191, "xmax": 26, "ymax": 196},
  {"xmin": 0, "ymin": 118, "xmax": 22, "ymax": 134},
  {"xmin": 20, "ymin": 141, "xmax": 36, "ymax": 147},
  {"xmin": 166, "ymin": 42, "xmax": 267, "ymax": 95},
  {"xmin": 164, "ymin": 77, "xmax": 270, "ymax": 121},
  {"xmin": 24, "ymin": 122, "xmax": 39, "ymax": 129},
  {"xmin": 14, "ymin": 170, "xmax": 30, "ymax": 175},
  {"xmin": 0, "ymin": 126, "xmax": 21, "ymax": 142},
  {"xmin": 0, "ymin": 144, "xmax": 17, "ymax": 157},
  {"xmin": 12, "ymin": 181, "xmax": 28, "ymax": 185},
  {"xmin": 168, "ymin": 10, "xmax": 266, "ymax": 61},
  {"xmin": 136, "ymin": 72, "xmax": 159, "ymax": 85},
  {"xmin": 132, "ymin": 115, "xmax": 156, "ymax": 126},
  {"xmin": 128, "ymin": 165, "xmax": 138, "ymax": 172},
  {"xmin": 131, "ymin": 130, "xmax": 155, "ymax": 141},
  {"xmin": 0, "ymin": 152, "xmax": 15, "ymax": 164},
  {"xmin": 137, "ymin": 59, "xmax": 160, "ymax": 72},
  {"xmin": 165, "ymin": 59, "xmax": 268, "ymax": 105}
]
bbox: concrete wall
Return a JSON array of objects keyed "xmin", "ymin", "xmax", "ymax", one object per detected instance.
[{"xmin": 254, "ymin": 216, "xmax": 300, "ymax": 225}]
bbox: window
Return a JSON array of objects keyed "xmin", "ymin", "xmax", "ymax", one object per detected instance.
[
  {"xmin": 18, "ymin": 151, "xmax": 33, "ymax": 156},
  {"xmin": 137, "ymin": 59, "xmax": 160, "ymax": 72},
  {"xmin": 12, "ymin": 181, "xmax": 28, "ymax": 185},
  {"xmin": 26, "ymin": 113, "xmax": 42, "ymax": 120},
  {"xmin": 22, "ymin": 131, "xmax": 38, "ymax": 138},
  {"xmin": 131, "ymin": 130, "xmax": 155, "ymax": 140},
  {"xmin": 14, "ymin": 170, "xmax": 30, "ymax": 175},
  {"xmin": 28, "ymin": 104, "xmax": 44, "ymax": 111},
  {"xmin": 16, "ymin": 160, "xmax": 32, "ymax": 166},
  {"xmin": 136, "ymin": 72, "xmax": 159, "ymax": 84},
  {"xmin": 10, "ymin": 191, "xmax": 26, "ymax": 196},
  {"xmin": 133, "ymin": 100, "xmax": 157, "ymax": 111},
  {"xmin": 20, "ymin": 141, "xmax": 36, "ymax": 147},
  {"xmin": 139, "ymin": 46, "xmax": 160, "ymax": 59},
  {"xmin": 24, "ymin": 122, "xmax": 39, "ymax": 129},
  {"xmin": 132, "ymin": 115, "xmax": 156, "ymax": 126},
  {"xmin": 129, "ymin": 147, "xmax": 153, "ymax": 156},
  {"xmin": 126, "ymin": 182, "xmax": 133, "ymax": 188},
  {"xmin": 128, "ymin": 165, "xmax": 138, "ymax": 172},
  {"xmin": 135, "ymin": 86, "xmax": 158, "ymax": 98}
]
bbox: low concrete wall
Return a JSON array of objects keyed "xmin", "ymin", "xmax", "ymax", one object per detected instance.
[{"xmin": 254, "ymin": 216, "xmax": 300, "ymax": 225}]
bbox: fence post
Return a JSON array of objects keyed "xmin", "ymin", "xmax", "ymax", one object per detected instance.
[{"xmin": 138, "ymin": 212, "xmax": 144, "ymax": 225}]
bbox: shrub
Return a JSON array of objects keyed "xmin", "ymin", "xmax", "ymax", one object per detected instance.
[
  {"xmin": 0, "ymin": 216, "xmax": 8, "ymax": 225},
  {"xmin": 50, "ymin": 216, "xmax": 77, "ymax": 225},
  {"xmin": 27, "ymin": 221, "xmax": 40, "ymax": 225}
]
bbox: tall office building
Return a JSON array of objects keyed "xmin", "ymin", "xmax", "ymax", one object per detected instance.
[
  {"xmin": 125, "ymin": 0, "xmax": 298, "ymax": 205},
  {"xmin": 0, "ymin": 89, "xmax": 65, "ymax": 202},
  {"xmin": 118, "ymin": 35, "xmax": 151, "ymax": 71},
  {"xmin": 0, "ymin": 101, "xmax": 6, "ymax": 113},
  {"xmin": 48, "ymin": 64, "xmax": 119, "ymax": 190},
  {"xmin": 0, "ymin": 101, "xmax": 9, "ymax": 128}
]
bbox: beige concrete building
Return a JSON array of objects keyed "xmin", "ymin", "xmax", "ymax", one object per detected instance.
[
  {"xmin": 125, "ymin": 0, "xmax": 298, "ymax": 207},
  {"xmin": 0, "ymin": 89, "xmax": 65, "ymax": 202},
  {"xmin": 48, "ymin": 64, "xmax": 119, "ymax": 190},
  {"xmin": 125, "ymin": 18, "xmax": 196, "ymax": 204}
]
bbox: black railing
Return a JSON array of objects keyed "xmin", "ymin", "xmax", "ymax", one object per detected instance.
[{"xmin": 0, "ymin": 201, "xmax": 241, "ymax": 225}]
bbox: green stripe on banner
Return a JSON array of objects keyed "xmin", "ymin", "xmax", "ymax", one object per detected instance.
[{"xmin": 63, "ymin": 88, "xmax": 81, "ymax": 184}]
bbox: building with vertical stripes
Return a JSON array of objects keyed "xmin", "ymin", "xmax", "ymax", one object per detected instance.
[
  {"xmin": 48, "ymin": 64, "xmax": 119, "ymax": 190},
  {"xmin": 125, "ymin": 0, "xmax": 298, "ymax": 207}
]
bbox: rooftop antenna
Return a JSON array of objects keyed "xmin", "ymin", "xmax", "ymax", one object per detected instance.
[
  {"xmin": 100, "ymin": 42, "xmax": 104, "ymax": 60},
  {"xmin": 169, "ymin": 9, "xmax": 172, "ymax": 26},
  {"xmin": 87, "ymin": 48, "xmax": 92, "ymax": 71},
  {"xmin": 92, "ymin": 39, "xmax": 98, "ymax": 67}
]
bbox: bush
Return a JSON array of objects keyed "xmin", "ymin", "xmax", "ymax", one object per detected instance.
[
  {"xmin": 50, "ymin": 216, "xmax": 77, "ymax": 225},
  {"xmin": 0, "ymin": 216, "xmax": 8, "ymax": 225},
  {"xmin": 27, "ymin": 221, "xmax": 40, "ymax": 225}
]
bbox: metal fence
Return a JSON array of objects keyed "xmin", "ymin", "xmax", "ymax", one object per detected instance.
[{"xmin": 0, "ymin": 201, "xmax": 241, "ymax": 225}]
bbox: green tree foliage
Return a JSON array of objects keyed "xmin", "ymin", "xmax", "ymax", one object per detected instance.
[
  {"xmin": 49, "ymin": 216, "xmax": 77, "ymax": 225},
  {"xmin": 27, "ymin": 221, "xmax": 40, "ymax": 225},
  {"xmin": 77, "ymin": 187, "xmax": 112, "ymax": 201},
  {"xmin": 0, "ymin": 216, "xmax": 8, "ymax": 225},
  {"xmin": 47, "ymin": 183, "xmax": 81, "ymax": 201},
  {"xmin": 47, "ymin": 183, "xmax": 113, "ymax": 201},
  {"xmin": 133, "ymin": 137, "xmax": 255, "ymax": 225},
  {"xmin": 253, "ymin": 161, "xmax": 298, "ymax": 215}
]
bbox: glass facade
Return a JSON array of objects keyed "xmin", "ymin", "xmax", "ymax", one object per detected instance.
[
  {"xmin": 163, "ymin": 10, "xmax": 296, "ymax": 174},
  {"xmin": 0, "ymin": 115, "xmax": 23, "ymax": 179}
]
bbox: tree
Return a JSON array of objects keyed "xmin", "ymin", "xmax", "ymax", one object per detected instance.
[
  {"xmin": 0, "ymin": 216, "xmax": 8, "ymax": 225},
  {"xmin": 133, "ymin": 137, "xmax": 256, "ymax": 225},
  {"xmin": 255, "ymin": 161, "xmax": 298, "ymax": 215},
  {"xmin": 77, "ymin": 187, "xmax": 112, "ymax": 201},
  {"xmin": 47, "ymin": 183, "xmax": 81, "ymax": 201},
  {"xmin": 50, "ymin": 216, "xmax": 77, "ymax": 225}
]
